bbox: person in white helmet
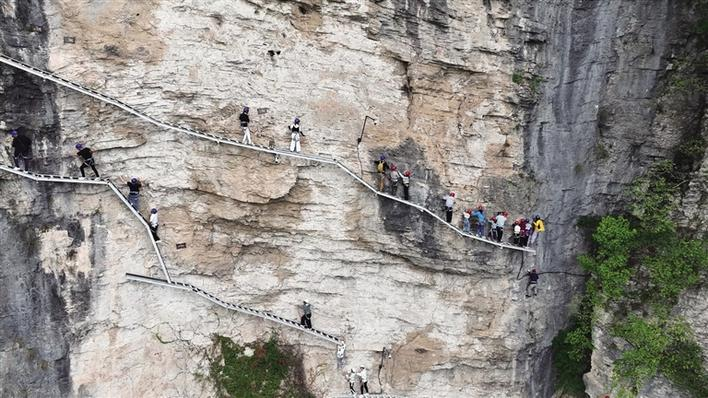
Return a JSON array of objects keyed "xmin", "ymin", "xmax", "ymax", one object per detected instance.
[
  {"xmin": 289, "ymin": 117, "xmax": 305, "ymax": 152},
  {"xmin": 358, "ymin": 366, "xmax": 369, "ymax": 394}
]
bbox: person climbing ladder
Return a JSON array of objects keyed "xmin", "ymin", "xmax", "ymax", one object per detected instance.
[
  {"xmin": 149, "ymin": 208, "xmax": 160, "ymax": 242},
  {"xmin": 525, "ymin": 269, "xmax": 539, "ymax": 297},
  {"xmin": 240, "ymin": 106, "xmax": 252, "ymax": 145},
  {"xmin": 76, "ymin": 143, "xmax": 99, "ymax": 178},
  {"xmin": 126, "ymin": 177, "xmax": 142, "ymax": 210},
  {"xmin": 289, "ymin": 117, "xmax": 305, "ymax": 152}
]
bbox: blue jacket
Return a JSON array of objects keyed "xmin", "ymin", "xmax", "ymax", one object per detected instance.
[{"xmin": 473, "ymin": 210, "xmax": 485, "ymax": 223}]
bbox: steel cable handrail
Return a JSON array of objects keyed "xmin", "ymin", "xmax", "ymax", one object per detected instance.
[{"xmin": 0, "ymin": 53, "xmax": 534, "ymax": 254}]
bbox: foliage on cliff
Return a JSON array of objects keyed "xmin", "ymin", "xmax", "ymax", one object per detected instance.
[
  {"xmin": 553, "ymin": 162, "xmax": 708, "ymax": 397},
  {"xmin": 207, "ymin": 334, "xmax": 314, "ymax": 398}
]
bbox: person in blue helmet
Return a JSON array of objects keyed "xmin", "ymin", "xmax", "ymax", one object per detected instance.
[
  {"xmin": 289, "ymin": 117, "xmax": 305, "ymax": 152},
  {"xmin": 126, "ymin": 177, "xmax": 142, "ymax": 210},
  {"xmin": 75, "ymin": 143, "xmax": 99, "ymax": 177},
  {"xmin": 240, "ymin": 106, "xmax": 252, "ymax": 145},
  {"xmin": 10, "ymin": 129, "xmax": 32, "ymax": 171}
]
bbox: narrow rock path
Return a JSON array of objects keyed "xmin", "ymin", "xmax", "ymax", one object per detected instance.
[{"xmin": 0, "ymin": 53, "xmax": 535, "ymax": 254}]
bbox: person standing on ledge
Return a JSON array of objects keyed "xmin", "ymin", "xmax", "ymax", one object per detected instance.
[
  {"xmin": 301, "ymin": 301, "xmax": 312, "ymax": 328},
  {"xmin": 149, "ymin": 208, "xmax": 160, "ymax": 242},
  {"xmin": 473, "ymin": 206, "xmax": 486, "ymax": 237},
  {"xmin": 10, "ymin": 130, "xmax": 32, "ymax": 171},
  {"xmin": 76, "ymin": 143, "xmax": 99, "ymax": 178},
  {"xmin": 289, "ymin": 117, "xmax": 305, "ymax": 152},
  {"xmin": 443, "ymin": 192, "xmax": 455, "ymax": 223},
  {"xmin": 495, "ymin": 211, "xmax": 508, "ymax": 243},
  {"xmin": 389, "ymin": 163, "xmax": 400, "ymax": 195},
  {"xmin": 463, "ymin": 209, "xmax": 471, "ymax": 233},
  {"xmin": 348, "ymin": 369, "xmax": 357, "ymax": 394},
  {"xmin": 240, "ymin": 106, "xmax": 253, "ymax": 145},
  {"xmin": 127, "ymin": 177, "xmax": 142, "ymax": 210},
  {"xmin": 358, "ymin": 366, "xmax": 369, "ymax": 394},
  {"xmin": 400, "ymin": 169, "xmax": 412, "ymax": 200},
  {"xmin": 375, "ymin": 155, "xmax": 389, "ymax": 191}
]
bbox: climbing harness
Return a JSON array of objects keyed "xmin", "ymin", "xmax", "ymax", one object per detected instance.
[{"xmin": 0, "ymin": 53, "xmax": 535, "ymax": 254}]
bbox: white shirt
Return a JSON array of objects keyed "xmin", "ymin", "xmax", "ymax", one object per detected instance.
[
  {"xmin": 514, "ymin": 224, "xmax": 521, "ymax": 234},
  {"xmin": 150, "ymin": 213, "xmax": 159, "ymax": 227},
  {"xmin": 444, "ymin": 196, "xmax": 455, "ymax": 208},
  {"xmin": 496, "ymin": 215, "xmax": 507, "ymax": 227},
  {"xmin": 359, "ymin": 368, "xmax": 368, "ymax": 382}
]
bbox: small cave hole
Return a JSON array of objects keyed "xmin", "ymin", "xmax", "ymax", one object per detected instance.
[{"xmin": 299, "ymin": 6, "xmax": 309, "ymax": 15}]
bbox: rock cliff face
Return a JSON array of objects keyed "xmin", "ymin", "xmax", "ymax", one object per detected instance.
[{"xmin": 0, "ymin": 1, "xmax": 704, "ymax": 397}]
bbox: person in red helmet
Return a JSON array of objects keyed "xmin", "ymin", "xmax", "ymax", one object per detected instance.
[
  {"xmin": 389, "ymin": 163, "xmax": 399, "ymax": 195},
  {"xmin": 443, "ymin": 192, "xmax": 456, "ymax": 223},
  {"xmin": 400, "ymin": 169, "xmax": 412, "ymax": 200}
]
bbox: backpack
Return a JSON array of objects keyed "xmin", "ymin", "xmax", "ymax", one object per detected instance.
[{"xmin": 376, "ymin": 161, "xmax": 384, "ymax": 173}]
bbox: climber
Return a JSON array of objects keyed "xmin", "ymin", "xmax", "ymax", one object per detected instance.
[
  {"xmin": 239, "ymin": 106, "xmax": 253, "ymax": 145},
  {"xmin": 495, "ymin": 211, "xmax": 508, "ymax": 243},
  {"xmin": 521, "ymin": 218, "xmax": 531, "ymax": 246},
  {"xmin": 463, "ymin": 209, "xmax": 471, "ymax": 233},
  {"xmin": 400, "ymin": 169, "xmax": 412, "ymax": 200},
  {"xmin": 358, "ymin": 366, "xmax": 369, "ymax": 394},
  {"xmin": 389, "ymin": 163, "xmax": 399, "ymax": 195},
  {"xmin": 375, "ymin": 155, "xmax": 389, "ymax": 191},
  {"xmin": 529, "ymin": 215, "xmax": 545, "ymax": 245},
  {"xmin": 10, "ymin": 130, "xmax": 32, "ymax": 171},
  {"xmin": 76, "ymin": 143, "xmax": 100, "ymax": 178},
  {"xmin": 348, "ymin": 369, "xmax": 357, "ymax": 394},
  {"xmin": 301, "ymin": 301, "xmax": 312, "ymax": 329},
  {"xmin": 513, "ymin": 220, "xmax": 522, "ymax": 246},
  {"xmin": 149, "ymin": 208, "xmax": 160, "ymax": 242},
  {"xmin": 268, "ymin": 138, "xmax": 281, "ymax": 164},
  {"xmin": 289, "ymin": 117, "xmax": 305, "ymax": 152},
  {"xmin": 489, "ymin": 214, "xmax": 498, "ymax": 241},
  {"xmin": 443, "ymin": 192, "xmax": 455, "ymax": 223},
  {"xmin": 472, "ymin": 207, "xmax": 486, "ymax": 237},
  {"xmin": 126, "ymin": 177, "xmax": 142, "ymax": 210},
  {"xmin": 525, "ymin": 269, "xmax": 539, "ymax": 297}
]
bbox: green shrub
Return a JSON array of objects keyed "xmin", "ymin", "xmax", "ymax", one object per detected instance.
[{"xmin": 208, "ymin": 335, "xmax": 313, "ymax": 398}]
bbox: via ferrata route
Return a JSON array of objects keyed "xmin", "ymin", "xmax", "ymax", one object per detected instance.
[{"xmin": 0, "ymin": 53, "xmax": 535, "ymax": 254}]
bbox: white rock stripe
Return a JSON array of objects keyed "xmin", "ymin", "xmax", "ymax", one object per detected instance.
[
  {"xmin": 125, "ymin": 273, "xmax": 343, "ymax": 346},
  {"xmin": 0, "ymin": 164, "xmax": 172, "ymax": 283},
  {"xmin": 0, "ymin": 53, "xmax": 535, "ymax": 254}
]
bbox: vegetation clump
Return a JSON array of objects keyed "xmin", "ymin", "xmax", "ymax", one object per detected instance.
[
  {"xmin": 553, "ymin": 162, "xmax": 708, "ymax": 397},
  {"xmin": 208, "ymin": 334, "xmax": 314, "ymax": 398}
]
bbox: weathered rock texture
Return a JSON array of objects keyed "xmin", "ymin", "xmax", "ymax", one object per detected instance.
[{"xmin": 0, "ymin": 0, "xmax": 705, "ymax": 397}]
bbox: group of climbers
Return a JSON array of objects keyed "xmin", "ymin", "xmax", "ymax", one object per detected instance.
[
  {"xmin": 238, "ymin": 106, "xmax": 305, "ymax": 153},
  {"xmin": 347, "ymin": 367, "xmax": 369, "ymax": 395},
  {"xmin": 375, "ymin": 154, "xmax": 412, "ymax": 200},
  {"xmin": 454, "ymin": 201, "xmax": 545, "ymax": 247}
]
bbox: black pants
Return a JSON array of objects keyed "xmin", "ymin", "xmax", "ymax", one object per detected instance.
[
  {"xmin": 445, "ymin": 208, "xmax": 453, "ymax": 223},
  {"xmin": 349, "ymin": 383, "xmax": 356, "ymax": 394},
  {"xmin": 80, "ymin": 158, "xmax": 99, "ymax": 177},
  {"xmin": 301, "ymin": 314, "xmax": 312, "ymax": 329},
  {"xmin": 390, "ymin": 180, "xmax": 398, "ymax": 195},
  {"xmin": 14, "ymin": 152, "xmax": 31, "ymax": 171},
  {"xmin": 150, "ymin": 225, "xmax": 160, "ymax": 241},
  {"xmin": 403, "ymin": 184, "xmax": 410, "ymax": 200},
  {"xmin": 496, "ymin": 227, "xmax": 504, "ymax": 242},
  {"xmin": 361, "ymin": 382, "xmax": 368, "ymax": 394},
  {"xmin": 513, "ymin": 234, "xmax": 521, "ymax": 246}
]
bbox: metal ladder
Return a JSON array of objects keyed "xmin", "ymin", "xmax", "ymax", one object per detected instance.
[
  {"xmin": 0, "ymin": 53, "xmax": 534, "ymax": 254},
  {"xmin": 0, "ymin": 165, "xmax": 344, "ymax": 347},
  {"xmin": 0, "ymin": 164, "xmax": 171, "ymax": 282},
  {"xmin": 126, "ymin": 273, "xmax": 343, "ymax": 346}
]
